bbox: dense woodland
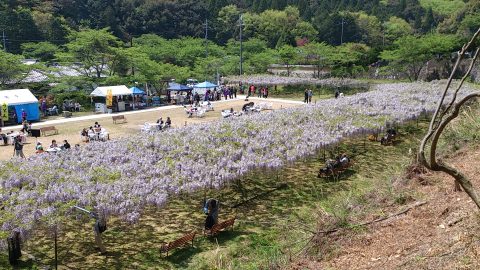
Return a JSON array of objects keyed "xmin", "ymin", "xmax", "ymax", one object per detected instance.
[{"xmin": 0, "ymin": 0, "xmax": 479, "ymax": 91}]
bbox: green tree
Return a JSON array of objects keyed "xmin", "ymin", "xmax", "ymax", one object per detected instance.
[
  {"xmin": 383, "ymin": 16, "xmax": 414, "ymax": 45},
  {"xmin": 329, "ymin": 43, "xmax": 371, "ymax": 77},
  {"xmin": 422, "ymin": 7, "xmax": 435, "ymax": 33},
  {"xmin": 277, "ymin": 44, "xmax": 298, "ymax": 76},
  {"xmin": 58, "ymin": 28, "xmax": 122, "ymax": 78},
  {"xmin": 245, "ymin": 49, "xmax": 278, "ymax": 74},
  {"xmin": 457, "ymin": 14, "xmax": 480, "ymax": 40},
  {"xmin": 215, "ymin": 5, "xmax": 241, "ymax": 45},
  {"xmin": 0, "ymin": 7, "xmax": 42, "ymax": 53},
  {"xmin": 349, "ymin": 12, "xmax": 382, "ymax": 46},
  {"xmin": 300, "ymin": 42, "xmax": 334, "ymax": 78},
  {"xmin": 380, "ymin": 34, "xmax": 460, "ymax": 81},
  {"xmin": 314, "ymin": 12, "xmax": 360, "ymax": 46},
  {"xmin": 244, "ymin": 6, "xmax": 315, "ymax": 48},
  {"xmin": 0, "ymin": 50, "xmax": 30, "ymax": 86},
  {"xmin": 21, "ymin": 42, "xmax": 59, "ymax": 62}
]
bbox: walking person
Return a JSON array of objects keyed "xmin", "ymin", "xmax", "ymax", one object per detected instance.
[
  {"xmin": 0, "ymin": 128, "xmax": 8, "ymax": 145},
  {"xmin": 13, "ymin": 136, "xmax": 25, "ymax": 158},
  {"xmin": 93, "ymin": 216, "xmax": 107, "ymax": 254},
  {"xmin": 41, "ymin": 98, "xmax": 47, "ymax": 116},
  {"xmin": 308, "ymin": 89, "xmax": 313, "ymax": 103},
  {"xmin": 21, "ymin": 109, "xmax": 27, "ymax": 121},
  {"xmin": 204, "ymin": 198, "xmax": 219, "ymax": 230},
  {"xmin": 304, "ymin": 89, "xmax": 309, "ymax": 103},
  {"xmin": 264, "ymin": 87, "xmax": 269, "ymax": 98}
]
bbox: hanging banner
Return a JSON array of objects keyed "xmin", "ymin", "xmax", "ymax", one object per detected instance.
[
  {"xmin": 106, "ymin": 89, "xmax": 113, "ymax": 107},
  {"xmin": 1, "ymin": 103, "xmax": 8, "ymax": 121}
]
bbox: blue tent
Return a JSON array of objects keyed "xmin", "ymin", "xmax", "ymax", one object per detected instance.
[
  {"xmin": 0, "ymin": 89, "xmax": 40, "ymax": 123},
  {"xmin": 194, "ymin": 81, "xmax": 218, "ymax": 88},
  {"xmin": 167, "ymin": 82, "xmax": 193, "ymax": 91},
  {"xmin": 130, "ymin": 86, "xmax": 145, "ymax": 95}
]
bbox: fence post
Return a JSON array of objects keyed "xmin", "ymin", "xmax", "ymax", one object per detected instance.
[{"xmin": 54, "ymin": 226, "xmax": 58, "ymax": 270}]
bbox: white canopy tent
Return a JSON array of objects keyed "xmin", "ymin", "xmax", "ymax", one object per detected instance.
[
  {"xmin": 90, "ymin": 85, "xmax": 136, "ymax": 113},
  {"xmin": 0, "ymin": 89, "xmax": 38, "ymax": 105},
  {"xmin": 90, "ymin": 85, "xmax": 132, "ymax": 97}
]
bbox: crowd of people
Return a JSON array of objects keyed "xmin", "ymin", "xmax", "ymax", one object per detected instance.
[
  {"xmin": 156, "ymin": 116, "xmax": 172, "ymax": 131},
  {"xmin": 38, "ymin": 97, "xmax": 81, "ymax": 117},
  {"xmin": 319, "ymin": 153, "xmax": 350, "ymax": 174},
  {"xmin": 80, "ymin": 122, "xmax": 110, "ymax": 142},
  {"xmin": 246, "ymin": 85, "xmax": 269, "ymax": 99},
  {"xmin": 170, "ymin": 85, "xmax": 239, "ymax": 106},
  {"xmin": 304, "ymin": 89, "xmax": 313, "ymax": 103},
  {"xmin": 35, "ymin": 139, "xmax": 72, "ymax": 154},
  {"xmin": 7, "ymin": 132, "xmax": 73, "ymax": 158},
  {"xmin": 380, "ymin": 128, "xmax": 397, "ymax": 145}
]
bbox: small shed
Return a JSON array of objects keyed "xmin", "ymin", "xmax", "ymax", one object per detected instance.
[{"xmin": 0, "ymin": 89, "xmax": 40, "ymax": 123}]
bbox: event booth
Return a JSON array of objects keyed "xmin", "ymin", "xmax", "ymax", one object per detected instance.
[
  {"xmin": 167, "ymin": 83, "xmax": 193, "ymax": 104},
  {"xmin": 90, "ymin": 85, "xmax": 134, "ymax": 113},
  {"xmin": 193, "ymin": 81, "xmax": 217, "ymax": 96},
  {"xmin": 130, "ymin": 87, "xmax": 145, "ymax": 95},
  {"xmin": 129, "ymin": 86, "xmax": 148, "ymax": 107},
  {"xmin": 0, "ymin": 89, "xmax": 40, "ymax": 124}
]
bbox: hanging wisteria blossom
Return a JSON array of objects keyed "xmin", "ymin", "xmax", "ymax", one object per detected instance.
[{"xmin": 0, "ymin": 81, "xmax": 476, "ymax": 248}]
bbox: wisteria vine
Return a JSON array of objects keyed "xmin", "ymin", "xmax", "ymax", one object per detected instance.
[{"xmin": 0, "ymin": 81, "xmax": 477, "ymax": 248}]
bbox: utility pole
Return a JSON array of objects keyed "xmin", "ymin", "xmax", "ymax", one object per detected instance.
[
  {"xmin": 130, "ymin": 34, "xmax": 134, "ymax": 76},
  {"xmin": 205, "ymin": 19, "xmax": 209, "ymax": 58},
  {"xmin": 239, "ymin": 14, "xmax": 245, "ymax": 76},
  {"xmin": 382, "ymin": 30, "xmax": 385, "ymax": 47},
  {"xmin": 340, "ymin": 18, "xmax": 345, "ymax": 45},
  {"xmin": 2, "ymin": 30, "xmax": 6, "ymax": 52},
  {"xmin": 204, "ymin": 19, "xmax": 209, "ymax": 81}
]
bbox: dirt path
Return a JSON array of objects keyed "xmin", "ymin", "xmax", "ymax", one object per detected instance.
[{"xmin": 292, "ymin": 148, "xmax": 480, "ymax": 270}]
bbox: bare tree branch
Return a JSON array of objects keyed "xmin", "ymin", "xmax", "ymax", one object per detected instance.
[
  {"xmin": 418, "ymin": 27, "xmax": 480, "ymax": 209},
  {"xmin": 419, "ymin": 28, "xmax": 480, "ymax": 165}
]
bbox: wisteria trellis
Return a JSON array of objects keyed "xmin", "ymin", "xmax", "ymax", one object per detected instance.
[{"xmin": 0, "ymin": 81, "xmax": 476, "ymax": 248}]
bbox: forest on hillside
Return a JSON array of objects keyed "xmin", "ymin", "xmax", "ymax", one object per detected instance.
[
  {"xmin": 0, "ymin": 0, "xmax": 479, "ymax": 91},
  {"xmin": 2, "ymin": 0, "xmax": 479, "ymax": 51}
]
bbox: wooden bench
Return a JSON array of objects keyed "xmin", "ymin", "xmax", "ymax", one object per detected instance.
[
  {"xmin": 318, "ymin": 161, "xmax": 354, "ymax": 178},
  {"xmin": 112, "ymin": 115, "xmax": 127, "ymax": 124},
  {"xmin": 204, "ymin": 217, "xmax": 236, "ymax": 236},
  {"xmin": 160, "ymin": 231, "xmax": 196, "ymax": 256},
  {"xmin": 40, "ymin": 126, "xmax": 58, "ymax": 136},
  {"xmin": 380, "ymin": 134, "xmax": 397, "ymax": 145}
]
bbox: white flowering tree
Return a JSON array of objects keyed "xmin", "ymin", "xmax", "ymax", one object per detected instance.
[{"xmin": 418, "ymin": 28, "xmax": 480, "ymax": 209}]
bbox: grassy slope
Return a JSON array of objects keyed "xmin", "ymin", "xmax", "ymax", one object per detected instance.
[{"xmin": 0, "ymin": 117, "xmax": 430, "ymax": 269}]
